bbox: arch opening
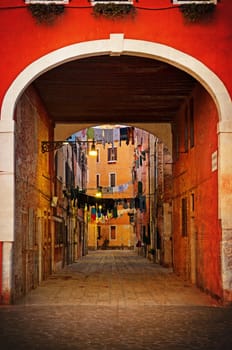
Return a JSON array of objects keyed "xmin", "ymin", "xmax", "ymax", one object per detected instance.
[{"xmin": 1, "ymin": 35, "xmax": 232, "ymax": 304}]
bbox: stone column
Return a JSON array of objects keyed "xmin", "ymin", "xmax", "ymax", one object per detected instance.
[
  {"xmin": 218, "ymin": 121, "xmax": 232, "ymax": 303},
  {"xmin": 2, "ymin": 242, "xmax": 13, "ymax": 304},
  {"xmin": 0, "ymin": 120, "xmax": 15, "ymax": 304}
]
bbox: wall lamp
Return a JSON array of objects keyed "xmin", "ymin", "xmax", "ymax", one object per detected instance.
[
  {"xmin": 41, "ymin": 139, "xmax": 97, "ymax": 156},
  {"xmin": 95, "ymin": 187, "xmax": 103, "ymax": 198}
]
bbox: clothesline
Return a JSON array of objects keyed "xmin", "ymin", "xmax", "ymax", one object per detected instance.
[{"xmin": 77, "ymin": 126, "xmax": 135, "ymax": 146}]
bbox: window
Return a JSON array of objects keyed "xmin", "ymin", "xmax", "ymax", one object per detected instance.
[
  {"xmin": 184, "ymin": 106, "xmax": 189, "ymax": 153},
  {"xmin": 25, "ymin": 1, "xmax": 69, "ymax": 4},
  {"xmin": 97, "ymin": 226, "xmax": 101, "ymax": 240},
  {"xmin": 138, "ymin": 181, "xmax": 143, "ymax": 195},
  {"xmin": 182, "ymin": 197, "xmax": 188, "ymax": 237},
  {"xmin": 96, "ymin": 149, "xmax": 100, "ymax": 163},
  {"xmin": 110, "ymin": 226, "xmax": 116, "ymax": 240},
  {"xmin": 54, "ymin": 220, "xmax": 65, "ymax": 245},
  {"xmin": 109, "ymin": 173, "xmax": 116, "ymax": 187},
  {"xmin": 96, "ymin": 174, "xmax": 100, "ymax": 188},
  {"xmin": 189, "ymin": 98, "xmax": 194, "ymax": 148},
  {"xmin": 191, "ymin": 193, "xmax": 195, "ymax": 212},
  {"xmin": 107, "ymin": 147, "xmax": 117, "ymax": 162},
  {"xmin": 172, "ymin": 0, "xmax": 217, "ymax": 4}
]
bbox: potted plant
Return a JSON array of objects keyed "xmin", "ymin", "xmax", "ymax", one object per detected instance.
[
  {"xmin": 27, "ymin": 2, "xmax": 66, "ymax": 24},
  {"xmin": 179, "ymin": 2, "xmax": 216, "ymax": 22},
  {"xmin": 92, "ymin": 2, "xmax": 136, "ymax": 19}
]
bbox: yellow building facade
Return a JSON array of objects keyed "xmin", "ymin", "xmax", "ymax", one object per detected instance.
[{"xmin": 86, "ymin": 127, "xmax": 136, "ymax": 250}]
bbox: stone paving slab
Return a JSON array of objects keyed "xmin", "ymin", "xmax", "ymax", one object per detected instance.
[
  {"xmin": 1, "ymin": 250, "xmax": 232, "ymax": 349},
  {"xmin": 15, "ymin": 250, "xmax": 219, "ymax": 307},
  {"xmin": 0, "ymin": 304, "xmax": 232, "ymax": 350}
]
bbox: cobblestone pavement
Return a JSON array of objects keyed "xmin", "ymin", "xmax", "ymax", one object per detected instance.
[{"xmin": 1, "ymin": 250, "xmax": 232, "ymax": 349}]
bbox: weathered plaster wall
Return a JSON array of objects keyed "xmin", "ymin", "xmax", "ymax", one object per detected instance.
[
  {"xmin": 13, "ymin": 85, "xmax": 52, "ymax": 300},
  {"xmin": 173, "ymin": 83, "xmax": 221, "ymax": 299}
]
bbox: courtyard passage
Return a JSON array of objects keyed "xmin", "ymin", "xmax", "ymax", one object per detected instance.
[{"xmin": 1, "ymin": 250, "xmax": 232, "ymax": 349}]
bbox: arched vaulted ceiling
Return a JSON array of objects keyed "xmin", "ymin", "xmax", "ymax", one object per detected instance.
[{"xmin": 33, "ymin": 55, "xmax": 196, "ymax": 125}]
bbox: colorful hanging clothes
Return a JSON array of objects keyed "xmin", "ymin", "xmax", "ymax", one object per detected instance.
[
  {"xmin": 94, "ymin": 128, "xmax": 103, "ymax": 142},
  {"xmin": 87, "ymin": 127, "xmax": 94, "ymax": 140},
  {"xmin": 91, "ymin": 207, "xmax": 96, "ymax": 221},
  {"xmin": 120, "ymin": 127, "xmax": 129, "ymax": 145}
]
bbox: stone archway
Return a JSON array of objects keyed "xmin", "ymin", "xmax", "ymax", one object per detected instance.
[{"xmin": 1, "ymin": 34, "xmax": 232, "ymax": 302}]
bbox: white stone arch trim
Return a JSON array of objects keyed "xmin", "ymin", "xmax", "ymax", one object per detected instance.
[
  {"xmin": 1, "ymin": 34, "xmax": 232, "ymax": 297},
  {"xmin": 1, "ymin": 34, "xmax": 232, "ymax": 124},
  {"xmin": 1, "ymin": 33, "xmax": 232, "ymax": 221}
]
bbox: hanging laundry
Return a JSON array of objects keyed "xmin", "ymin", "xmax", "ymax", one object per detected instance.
[
  {"xmin": 127, "ymin": 127, "xmax": 135, "ymax": 145},
  {"xmin": 87, "ymin": 127, "xmax": 94, "ymax": 140},
  {"xmin": 127, "ymin": 126, "xmax": 135, "ymax": 145},
  {"xmin": 120, "ymin": 127, "xmax": 129, "ymax": 145},
  {"xmin": 104, "ymin": 129, "xmax": 114, "ymax": 144},
  {"xmin": 113, "ymin": 128, "xmax": 120, "ymax": 142},
  {"xmin": 91, "ymin": 207, "xmax": 96, "ymax": 221},
  {"xmin": 94, "ymin": 128, "xmax": 103, "ymax": 142}
]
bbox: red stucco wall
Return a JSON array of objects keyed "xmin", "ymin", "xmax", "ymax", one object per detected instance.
[
  {"xmin": 172, "ymin": 83, "xmax": 222, "ymax": 299},
  {"xmin": 0, "ymin": 0, "xmax": 231, "ymax": 112},
  {"xmin": 0, "ymin": 0, "xmax": 231, "ymax": 302}
]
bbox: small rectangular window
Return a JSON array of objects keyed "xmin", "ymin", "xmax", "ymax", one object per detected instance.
[
  {"xmin": 189, "ymin": 98, "xmax": 194, "ymax": 148},
  {"xmin": 182, "ymin": 197, "xmax": 188, "ymax": 237},
  {"xmin": 97, "ymin": 226, "xmax": 101, "ymax": 240},
  {"xmin": 107, "ymin": 148, "xmax": 117, "ymax": 162},
  {"xmin": 191, "ymin": 193, "xmax": 195, "ymax": 212},
  {"xmin": 184, "ymin": 106, "xmax": 188, "ymax": 153},
  {"xmin": 96, "ymin": 149, "xmax": 100, "ymax": 163},
  {"xmin": 109, "ymin": 173, "xmax": 116, "ymax": 187},
  {"xmin": 110, "ymin": 226, "xmax": 116, "ymax": 240},
  {"xmin": 96, "ymin": 174, "xmax": 100, "ymax": 188}
]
